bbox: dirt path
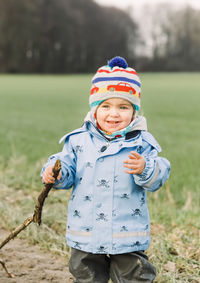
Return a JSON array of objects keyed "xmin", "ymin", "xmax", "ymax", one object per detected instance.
[{"xmin": 0, "ymin": 229, "xmax": 74, "ymax": 283}]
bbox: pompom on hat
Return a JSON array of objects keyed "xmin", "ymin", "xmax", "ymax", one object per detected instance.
[{"xmin": 89, "ymin": 56, "xmax": 141, "ymax": 112}]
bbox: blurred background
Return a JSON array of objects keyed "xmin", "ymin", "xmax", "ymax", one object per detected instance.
[
  {"xmin": 0, "ymin": 0, "xmax": 200, "ymax": 73},
  {"xmin": 0, "ymin": 1, "xmax": 199, "ymax": 282}
]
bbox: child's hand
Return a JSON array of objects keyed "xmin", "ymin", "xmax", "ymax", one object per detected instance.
[
  {"xmin": 42, "ymin": 165, "xmax": 62, "ymax": 184},
  {"xmin": 124, "ymin": 151, "xmax": 146, "ymax": 175}
]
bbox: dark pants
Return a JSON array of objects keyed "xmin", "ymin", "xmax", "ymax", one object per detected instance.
[{"xmin": 69, "ymin": 248, "xmax": 156, "ymax": 283}]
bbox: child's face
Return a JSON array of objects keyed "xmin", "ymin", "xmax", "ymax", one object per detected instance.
[{"xmin": 96, "ymin": 98, "xmax": 134, "ymax": 133}]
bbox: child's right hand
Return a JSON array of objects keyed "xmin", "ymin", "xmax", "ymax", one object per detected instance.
[{"xmin": 42, "ymin": 165, "xmax": 62, "ymax": 184}]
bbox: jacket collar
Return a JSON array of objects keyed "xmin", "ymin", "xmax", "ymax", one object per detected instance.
[
  {"xmin": 84, "ymin": 111, "xmax": 147, "ymax": 141},
  {"xmin": 59, "ymin": 113, "xmax": 147, "ymax": 144},
  {"xmin": 125, "ymin": 130, "xmax": 141, "ymax": 140}
]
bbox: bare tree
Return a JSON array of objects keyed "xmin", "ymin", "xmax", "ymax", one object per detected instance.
[
  {"xmin": 147, "ymin": 4, "xmax": 200, "ymax": 71},
  {"xmin": 0, "ymin": 0, "xmax": 139, "ymax": 73}
]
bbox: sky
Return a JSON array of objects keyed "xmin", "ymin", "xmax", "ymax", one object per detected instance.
[{"xmin": 95, "ymin": 0, "xmax": 200, "ymax": 10}]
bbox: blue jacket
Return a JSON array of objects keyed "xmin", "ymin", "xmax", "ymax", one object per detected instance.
[{"xmin": 42, "ymin": 118, "xmax": 170, "ymax": 254}]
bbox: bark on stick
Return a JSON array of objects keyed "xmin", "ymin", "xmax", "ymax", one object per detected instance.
[{"xmin": 33, "ymin": 159, "xmax": 61, "ymax": 225}]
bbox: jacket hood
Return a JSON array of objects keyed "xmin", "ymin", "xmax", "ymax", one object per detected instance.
[
  {"xmin": 59, "ymin": 113, "xmax": 147, "ymax": 144},
  {"xmin": 84, "ymin": 111, "xmax": 147, "ymax": 133}
]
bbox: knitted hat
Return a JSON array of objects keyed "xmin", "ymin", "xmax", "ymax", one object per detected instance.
[{"xmin": 89, "ymin": 56, "xmax": 141, "ymax": 111}]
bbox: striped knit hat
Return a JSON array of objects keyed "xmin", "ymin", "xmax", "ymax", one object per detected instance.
[{"xmin": 89, "ymin": 56, "xmax": 141, "ymax": 111}]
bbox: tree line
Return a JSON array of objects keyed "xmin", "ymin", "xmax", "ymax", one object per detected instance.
[
  {"xmin": 140, "ymin": 4, "xmax": 200, "ymax": 71},
  {"xmin": 0, "ymin": 0, "xmax": 199, "ymax": 73}
]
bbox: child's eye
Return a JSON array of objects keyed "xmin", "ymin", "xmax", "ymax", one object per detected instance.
[
  {"xmin": 102, "ymin": 105, "xmax": 109, "ymax": 108},
  {"xmin": 120, "ymin": 106, "xmax": 128, "ymax": 109}
]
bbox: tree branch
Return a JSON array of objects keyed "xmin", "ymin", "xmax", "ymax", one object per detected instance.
[
  {"xmin": 0, "ymin": 159, "xmax": 61, "ymax": 277},
  {"xmin": 33, "ymin": 159, "xmax": 61, "ymax": 225}
]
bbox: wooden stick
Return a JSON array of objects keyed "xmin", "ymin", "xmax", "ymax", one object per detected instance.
[
  {"xmin": 33, "ymin": 159, "xmax": 61, "ymax": 225},
  {"xmin": 0, "ymin": 159, "xmax": 61, "ymax": 277},
  {"xmin": 0, "ymin": 260, "xmax": 14, "ymax": 278},
  {"xmin": 0, "ymin": 217, "xmax": 33, "ymax": 250}
]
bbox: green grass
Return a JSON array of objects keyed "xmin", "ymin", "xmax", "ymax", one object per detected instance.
[
  {"xmin": 0, "ymin": 74, "xmax": 90, "ymax": 162},
  {"xmin": 0, "ymin": 73, "xmax": 199, "ymax": 282}
]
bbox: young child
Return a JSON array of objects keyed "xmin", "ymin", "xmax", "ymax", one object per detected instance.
[{"xmin": 42, "ymin": 56, "xmax": 170, "ymax": 283}]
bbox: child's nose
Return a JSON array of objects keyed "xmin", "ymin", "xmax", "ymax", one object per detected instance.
[{"xmin": 110, "ymin": 107, "xmax": 119, "ymax": 116}]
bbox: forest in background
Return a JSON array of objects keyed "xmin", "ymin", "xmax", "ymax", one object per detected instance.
[{"xmin": 0, "ymin": 0, "xmax": 200, "ymax": 73}]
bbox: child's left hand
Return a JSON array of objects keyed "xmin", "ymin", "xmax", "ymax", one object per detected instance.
[{"xmin": 124, "ymin": 151, "xmax": 146, "ymax": 175}]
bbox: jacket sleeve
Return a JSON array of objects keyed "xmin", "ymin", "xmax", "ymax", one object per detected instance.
[
  {"xmin": 133, "ymin": 133, "xmax": 170, "ymax": 192},
  {"xmin": 41, "ymin": 137, "xmax": 76, "ymax": 190}
]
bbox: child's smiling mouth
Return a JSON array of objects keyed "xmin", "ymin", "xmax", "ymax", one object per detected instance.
[
  {"xmin": 106, "ymin": 121, "xmax": 121, "ymax": 128},
  {"xmin": 106, "ymin": 121, "xmax": 120, "ymax": 124}
]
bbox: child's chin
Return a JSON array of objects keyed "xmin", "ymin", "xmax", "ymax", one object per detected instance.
[{"xmin": 105, "ymin": 127, "xmax": 122, "ymax": 133}]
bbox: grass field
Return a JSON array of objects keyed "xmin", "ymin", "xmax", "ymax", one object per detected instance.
[{"xmin": 0, "ymin": 74, "xmax": 199, "ymax": 282}]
